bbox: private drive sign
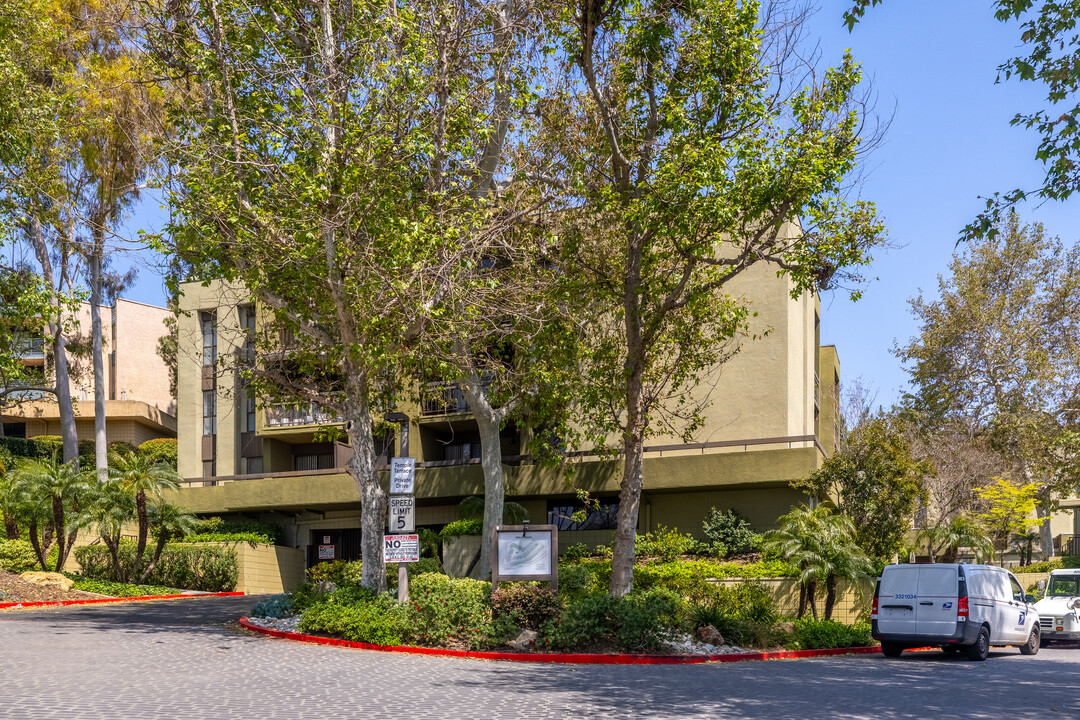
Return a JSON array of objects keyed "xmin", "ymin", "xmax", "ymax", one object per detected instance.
[
  {"xmin": 383, "ymin": 534, "xmax": 420, "ymax": 563},
  {"xmin": 390, "ymin": 457, "xmax": 415, "ymax": 495},
  {"xmin": 388, "ymin": 495, "xmax": 415, "ymax": 533}
]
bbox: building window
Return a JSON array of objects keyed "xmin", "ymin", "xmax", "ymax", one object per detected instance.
[
  {"xmin": 444, "ymin": 441, "xmax": 482, "ymax": 462},
  {"xmin": 240, "ymin": 305, "xmax": 256, "ymax": 365},
  {"xmin": 202, "ymin": 391, "xmax": 217, "ymax": 435},
  {"xmin": 246, "ymin": 456, "xmax": 264, "ymax": 475},
  {"xmin": 246, "ymin": 395, "xmax": 257, "ymax": 433},
  {"xmin": 202, "ymin": 460, "xmax": 215, "ymax": 478},
  {"xmin": 547, "ymin": 500, "xmax": 619, "ymax": 531},
  {"xmin": 200, "ymin": 311, "xmax": 217, "ymax": 367},
  {"xmin": 294, "ymin": 452, "xmax": 334, "ymax": 471}
]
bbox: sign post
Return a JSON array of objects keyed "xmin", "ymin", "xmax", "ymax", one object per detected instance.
[{"xmin": 385, "ymin": 457, "xmax": 417, "ymax": 603}]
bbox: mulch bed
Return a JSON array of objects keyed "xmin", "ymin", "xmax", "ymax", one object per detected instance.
[{"xmin": 0, "ymin": 570, "xmax": 104, "ymax": 605}]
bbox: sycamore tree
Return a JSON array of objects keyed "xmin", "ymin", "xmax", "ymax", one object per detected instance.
[
  {"xmin": 975, "ymin": 475, "xmax": 1040, "ymax": 565},
  {"xmin": 155, "ymin": 0, "xmax": 558, "ymax": 591},
  {"xmin": 539, "ymin": 0, "xmax": 885, "ymax": 594},
  {"xmin": 896, "ymin": 213, "xmax": 1080, "ymax": 559}
]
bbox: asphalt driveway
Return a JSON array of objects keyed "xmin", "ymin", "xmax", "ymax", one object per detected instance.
[{"xmin": 2, "ymin": 597, "xmax": 1077, "ymax": 719}]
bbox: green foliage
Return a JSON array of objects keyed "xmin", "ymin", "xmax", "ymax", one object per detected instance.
[
  {"xmin": 137, "ymin": 439, "xmax": 178, "ymax": 469},
  {"xmin": 557, "ymin": 563, "xmax": 596, "ymax": 601},
  {"xmin": 181, "ymin": 532, "xmax": 274, "ymax": 546},
  {"xmin": 74, "ymin": 542, "xmax": 238, "ymax": 592},
  {"xmin": 300, "ymin": 593, "xmax": 409, "ymax": 646},
  {"xmin": 407, "ymin": 557, "xmax": 443, "ymax": 576},
  {"xmin": 438, "ymin": 519, "xmax": 483, "ymax": 542},
  {"xmin": 0, "ymin": 437, "xmax": 50, "ymax": 460},
  {"xmin": 405, "ymin": 574, "xmax": 499, "ymax": 648},
  {"xmin": 701, "ymin": 508, "xmax": 760, "ymax": 557},
  {"xmin": 795, "ymin": 416, "xmax": 929, "ymax": 562},
  {"xmin": 250, "ymin": 594, "xmax": 295, "ymax": 619},
  {"xmin": 786, "ymin": 619, "xmax": 874, "ymax": 650},
  {"xmin": 491, "ymin": 584, "xmax": 560, "ymax": 630},
  {"xmin": 67, "ymin": 576, "xmax": 179, "ymax": 598},
  {"xmin": 975, "ymin": 476, "xmax": 1040, "ymax": 561},
  {"xmin": 546, "ymin": 588, "xmax": 683, "ymax": 653},
  {"xmin": 1021, "ymin": 558, "xmax": 1063, "ymax": 575},
  {"xmin": 107, "ymin": 441, "xmax": 137, "ymax": 457},
  {"xmin": 0, "ymin": 539, "xmax": 37, "ymax": 570},
  {"xmin": 306, "ymin": 560, "xmax": 350, "ymax": 586},
  {"xmin": 560, "ymin": 543, "xmax": 593, "ymax": 562},
  {"xmin": 1062, "ymin": 556, "xmax": 1080, "ymax": 570},
  {"xmin": 634, "ymin": 526, "xmax": 696, "ymax": 562},
  {"xmin": 189, "ymin": 517, "xmax": 284, "ymax": 545}
]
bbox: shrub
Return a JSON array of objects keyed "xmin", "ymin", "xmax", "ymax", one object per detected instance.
[
  {"xmin": 548, "ymin": 588, "xmax": 682, "ymax": 652},
  {"xmin": 635, "ymin": 526, "xmax": 695, "ymax": 562},
  {"xmin": 306, "ymin": 560, "xmax": 349, "ymax": 586},
  {"xmin": 0, "ymin": 539, "xmax": 37, "ymax": 571},
  {"xmin": 787, "ymin": 619, "xmax": 873, "ymax": 650},
  {"xmin": 405, "ymin": 573, "xmax": 502, "ymax": 649},
  {"xmin": 701, "ymin": 508, "xmax": 760, "ymax": 556},
  {"xmin": 1062, "ymin": 556, "xmax": 1080, "ymax": 569},
  {"xmin": 251, "ymin": 593, "xmax": 295, "ymax": 619},
  {"xmin": 138, "ymin": 438, "xmax": 179, "ymax": 468},
  {"xmin": 1019, "ymin": 559, "xmax": 1062, "ymax": 575},
  {"xmin": 438, "ymin": 519, "xmax": 483, "ymax": 542},
  {"xmin": 560, "ymin": 543, "xmax": 593, "ymax": 562},
  {"xmin": 107, "ymin": 440, "xmax": 137, "ymax": 456},
  {"xmin": 408, "ymin": 557, "xmax": 443, "ymax": 576},
  {"xmin": 491, "ymin": 584, "xmax": 561, "ymax": 629},
  {"xmin": 558, "ymin": 563, "xmax": 596, "ymax": 601},
  {"xmin": 0, "ymin": 436, "xmax": 50, "ymax": 460},
  {"xmin": 300, "ymin": 594, "xmax": 409, "ymax": 646},
  {"xmin": 189, "ymin": 516, "xmax": 284, "ymax": 545},
  {"xmin": 182, "ymin": 532, "xmax": 274, "ymax": 546},
  {"xmin": 74, "ymin": 542, "xmax": 238, "ymax": 592}
]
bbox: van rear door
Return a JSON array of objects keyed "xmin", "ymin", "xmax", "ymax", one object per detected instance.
[
  {"xmin": 915, "ymin": 565, "xmax": 960, "ymax": 637},
  {"xmin": 877, "ymin": 565, "xmax": 920, "ymax": 636}
]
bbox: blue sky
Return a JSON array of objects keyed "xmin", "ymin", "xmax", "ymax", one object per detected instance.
[
  {"xmin": 113, "ymin": 2, "xmax": 1079, "ymax": 410},
  {"xmin": 808, "ymin": 1, "xmax": 1079, "ymax": 407}
]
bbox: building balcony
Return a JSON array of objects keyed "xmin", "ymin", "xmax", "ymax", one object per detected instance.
[
  {"xmin": 16, "ymin": 338, "xmax": 45, "ymax": 363},
  {"xmin": 264, "ymin": 402, "xmax": 341, "ymax": 428}
]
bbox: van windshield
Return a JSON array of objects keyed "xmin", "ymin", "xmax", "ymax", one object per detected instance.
[{"xmin": 1047, "ymin": 576, "xmax": 1080, "ymax": 597}]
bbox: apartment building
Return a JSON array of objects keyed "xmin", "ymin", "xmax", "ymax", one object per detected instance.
[
  {"xmin": 1, "ymin": 299, "xmax": 176, "ymax": 445},
  {"xmin": 172, "ymin": 264, "xmax": 840, "ymax": 568}
]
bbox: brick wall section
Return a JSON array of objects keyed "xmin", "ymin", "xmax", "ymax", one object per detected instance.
[{"xmin": 228, "ymin": 543, "xmax": 306, "ymax": 594}]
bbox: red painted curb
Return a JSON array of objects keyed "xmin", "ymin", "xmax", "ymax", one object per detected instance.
[
  {"xmin": 238, "ymin": 617, "xmax": 883, "ymax": 665},
  {"xmin": 0, "ymin": 591, "xmax": 245, "ymax": 610}
]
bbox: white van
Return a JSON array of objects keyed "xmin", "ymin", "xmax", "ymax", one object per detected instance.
[{"xmin": 871, "ymin": 563, "xmax": 1040, "ymax": 660}]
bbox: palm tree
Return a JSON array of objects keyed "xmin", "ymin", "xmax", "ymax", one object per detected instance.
[
  {"xmin": 0, "ymin": 462, "xmax": 24, "ymax": 540},
  {"xmin": 938, "ymin": 515, "xmax": 994, "ymax": 564},
  {"xmin": 140, "ymin": 499, "xmax": 198, "ymax": 583},
  {"xmin": 85, "ymin": 478, "xmax": 137, "ymax": 580},
  {"xmin": 764, "ymin": 505, "xmax": 873, "ymax": 621},
  {"xmin": 108, "ymin": 451, "xmax": 179, "ymax": 579},
  {"xmin": 1012, "ymin": 530, "xmax": 1041, "ymax": 566},
  {"xmin": 12, "ymin": 455, "xmax": 93, "ymax": 571}
]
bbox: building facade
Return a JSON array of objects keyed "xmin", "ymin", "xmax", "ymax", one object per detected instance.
[
  {"xmin": 173, "ymin": 264, "xmax": 839, "ymax": 568},
  {"xmin": 2, "ymin": 299, "xmax": 176, "ymax": 444}
]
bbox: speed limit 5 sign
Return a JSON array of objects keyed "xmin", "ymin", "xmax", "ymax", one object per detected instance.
[{"xmin": 388, "ymin": 495, "xmax": 415, "ymax": 533}]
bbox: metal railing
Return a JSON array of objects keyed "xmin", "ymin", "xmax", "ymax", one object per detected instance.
[
  {"xmin": 16, "ymin": 338, "xmax": 45, "ymax": 360},
  {"xmin": 420, "ymin": 382, "xmax": 471, "ymax": 416},
  {"xmin": 264, "ymin": 402, "xmax": 341, "ymax": 427}
]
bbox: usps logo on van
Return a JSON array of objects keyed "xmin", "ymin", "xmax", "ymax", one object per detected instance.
[
  {"xmin": 1019, "ymin": 611, "xmax": 1026, "ymax": 625},
  {"xmin": 943, "ymin": 602, "xmax": 953, "ymax": 609}
]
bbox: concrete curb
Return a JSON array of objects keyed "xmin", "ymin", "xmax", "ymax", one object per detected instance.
[
  {"xmin": 0, "ymin": 591, "xmax": 245, "ymax": 610},
  {"xmin": 238, "ymin": 617, "xmax": 883, "ymax": 665}
]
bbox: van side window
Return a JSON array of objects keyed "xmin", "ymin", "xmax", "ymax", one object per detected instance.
[{"xmin": 1010, "ymin": 576, "xmax": 1025, "ymax": 602}]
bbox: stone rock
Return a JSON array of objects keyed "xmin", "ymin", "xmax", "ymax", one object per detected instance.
[
  {"xmin": 507, "ymin": 629, "xmax": 538, "ymax": 651},
  {"xmin": 20, "ymin": 571, "xmax": 74, "ymax": 592},
  {"xmin": 315, "ymin": 580, "xmax": 337, "ymax": 594},
  {"xmin": 696, "ymin": 624, "xmax": 724, "ymax": 646}
]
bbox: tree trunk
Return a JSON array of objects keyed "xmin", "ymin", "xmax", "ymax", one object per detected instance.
[
  {"xmin": 27, "ymin": 214, "xmax": 78, "ymax": 464},
  {"xmin": 133, "ymin": 489, "xmax": 149, "ymax": 582},
  {"xmin": 1037, "ymin": 502, "xmax": 1054, "ymax": 561},
  {"xmin": 3, "ymin": 511, "xmax": 19, "ymax": 540},
  {"xmin": 610, "ymin": 424, "xmax": 644, "ymax": 596},
  {"xmin": 343, "ymin": 382, "xmax": 387, "ymax": 593},
  {"xmin": 460, "ymin": 375, "xmax": 510, "ymax": 581},
  {"xmin": 139, "ymin": 532, "xmax": 170, "ymax": 583},
  {"xmin": 104, "ymin": 534, "xmax": 122, "ymax": 581},
  {"xmin": 806, "ymin": 579, "xmax": 819, "ymax": 621},
  {"xmin": 89, "ymin": 238, "xmax": 108, "ymax": 482},
  {"xmin": 28, "ymin": 519, "xmax": 50, "ymax": 570},
  {"xmin": 798, "ymin": 583, "xmax": 807, "ymax": 618},
  {"xmin": 824, "ymin": 573, "xmax": 838, "ymax": 621}
]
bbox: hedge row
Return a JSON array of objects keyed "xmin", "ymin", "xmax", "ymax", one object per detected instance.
[
  {"xmin": 0, "ymin": 436, "xmax": 177, "ymax": 465},
  {"xmin": 74, "ymin": 542, "xmax": 238, "ymax": 592}
]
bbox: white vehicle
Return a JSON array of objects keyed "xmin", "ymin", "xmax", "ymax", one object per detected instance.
[
  {"xmin": 1033, "ymin": 568, "xmax": 1080, "ymax": 646},
  {"xmin": 871, "ymin": 563, "xmax": 1041, "ymax": 660}
]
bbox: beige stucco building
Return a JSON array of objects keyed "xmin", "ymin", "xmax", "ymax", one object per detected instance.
[
  {"xmin": 172, "ymin": 264, "xmax": 839, "ymax": 568},
  {"xmin": 2, "ymin": 299, "xmax": 176, "ymax": 444}
]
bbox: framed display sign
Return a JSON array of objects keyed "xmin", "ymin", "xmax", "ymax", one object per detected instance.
[{"xmin": 491, "ymin": 524, "xmax": 558, "ymax": 591}]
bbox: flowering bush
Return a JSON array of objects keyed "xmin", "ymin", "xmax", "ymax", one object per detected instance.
[{"xmin": 491, "ymin": 583, "xmax": 560, "ymax": 629}]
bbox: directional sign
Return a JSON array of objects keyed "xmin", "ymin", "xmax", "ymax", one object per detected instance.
[
  {"xmin": 390, "ymin": 457, "xmax": 416, "ymax": 494},
  {"xmin": 383, "ymin": 534, "xmax": 420, "ymax": 563},
  {"xmin": 388, "ymin": 495, "xmax": 415, "ymax": 533}
]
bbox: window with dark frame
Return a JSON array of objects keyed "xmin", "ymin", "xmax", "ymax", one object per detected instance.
[{"xmin": 547, "ymin": 500, "xmax": 619, "ymax": 531}]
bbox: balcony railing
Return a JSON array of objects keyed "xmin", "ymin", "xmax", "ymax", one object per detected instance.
[
  {"xmin": 265, "ymin": 402, "xmax": 341, "ymax": 428},
  {"xmin": 16, "ymin": 338, "xmax": 45, "ymax": 361},
  {"xmin": 420, "ymin": 382, "xmax": 470, "ymax": 416}
]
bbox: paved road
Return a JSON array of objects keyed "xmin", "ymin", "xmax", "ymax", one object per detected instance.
[{"xmin": 2, "ymin": 598, "xmax": 1077, "ymax": 719}]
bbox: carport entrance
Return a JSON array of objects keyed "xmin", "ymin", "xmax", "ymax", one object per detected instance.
[{"xmin": 307, "ymin": 528, "xmax": 362, "ymax": 568}]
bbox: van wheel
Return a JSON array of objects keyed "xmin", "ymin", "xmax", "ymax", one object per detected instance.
[
  {"xmin": 966, "ymin": 626, "xmax": 990, "ymax": 661},
  {"xmin": 1020, "ymin": 627, "xmax": 1040, "ymax": 656},
  {"xmin": 880, "ymin": 642, "xmax": 903, "ymax": 658}
]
